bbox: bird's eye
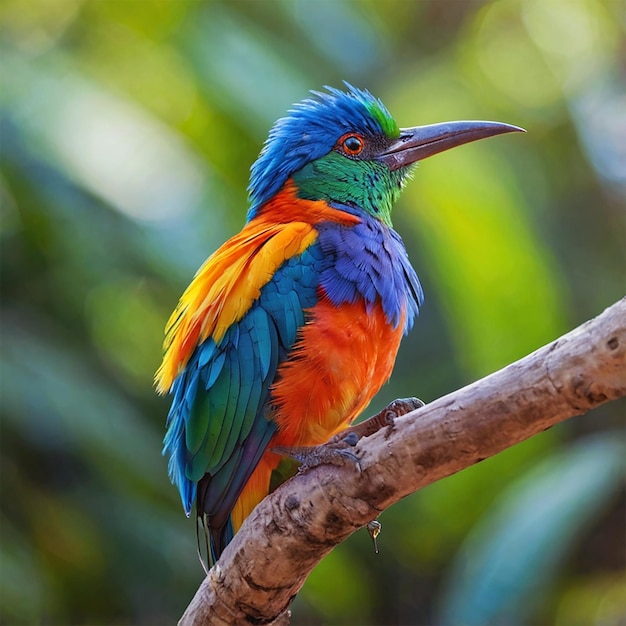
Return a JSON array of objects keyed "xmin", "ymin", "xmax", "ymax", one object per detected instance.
[{"xmin": 339, "ymin": 133, "xmax": 365, "ymax": 156}]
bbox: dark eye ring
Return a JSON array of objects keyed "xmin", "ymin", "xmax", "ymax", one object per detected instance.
[{"xmin": 340, "ymin": 133, "xmax": 365, "ymax": 156}]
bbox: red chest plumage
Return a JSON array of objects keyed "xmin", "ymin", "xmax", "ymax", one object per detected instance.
[{"xmin": 271, "ymin": 297, "xmax": 406, "ymax": 446}]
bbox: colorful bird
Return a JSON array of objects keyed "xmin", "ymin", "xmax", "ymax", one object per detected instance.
[{"xmin": 155, "ymin": 85, "xmax": 522, "ymax": 564}]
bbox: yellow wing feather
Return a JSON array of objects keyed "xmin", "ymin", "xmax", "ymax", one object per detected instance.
[{"xmin": 154, "ymin": 220, "xmax": 317, "ymax": 394}]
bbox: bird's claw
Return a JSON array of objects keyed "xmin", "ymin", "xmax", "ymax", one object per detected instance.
[
  {"xmin": 270, "ymin": 398, "xmax": 424, "ymax": 473},
  {"xmin": 271, "ymin": 432, "xmax": 361, "ymax": 473},
  {"xmin": 329, "ymin": 396, "xmax": 425, "ymax": 443},
  {"xmin": 380, "ymin": 397, "xmax": 425, "ymax": 438}
]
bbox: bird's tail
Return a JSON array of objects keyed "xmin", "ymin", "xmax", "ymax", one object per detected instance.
[
  {"xmin": 196, "ymin": 454, "xmax": 281, "ymax": 569},
  {"xmin": 195, "ymin": 512, "xmax": 234, "ymax": 572}
]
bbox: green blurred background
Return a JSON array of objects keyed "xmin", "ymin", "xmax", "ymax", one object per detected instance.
[{"xmin": 1, "ymin": 0, "xmax": 624, "ymax": 624}]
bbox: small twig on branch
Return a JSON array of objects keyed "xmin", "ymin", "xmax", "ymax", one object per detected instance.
[{"xmin": 179, "ymin": 298, "xmax": 626, "ymax": 626}]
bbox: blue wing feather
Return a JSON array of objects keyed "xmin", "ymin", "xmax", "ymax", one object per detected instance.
[
  {"xmin": 206, "ymin": 348, "xmax": 226, "ymax": 388},
  {"xmin": 206, "ymin": 347, "xmax": 241, "ymax": 474},
  {"xmin": 197, "ymin": 339, "xmax": 217, "ymax": 368},
  {"xmin": 162, "ymin": 241, "xmax": 326, "ymax": 554}
]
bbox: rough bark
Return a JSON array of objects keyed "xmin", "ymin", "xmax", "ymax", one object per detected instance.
[{"xmin": 179, "ymin": 297, "xmax": 626, "ymax": 626}]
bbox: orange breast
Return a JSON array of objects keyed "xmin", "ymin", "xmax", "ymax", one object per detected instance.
[{"xmin": 271, "ymin": 298, "xmax": 406, "ymax": 446}]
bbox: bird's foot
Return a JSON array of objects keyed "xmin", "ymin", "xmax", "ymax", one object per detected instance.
[
  {"xmin": 329, "ymin": 396, "xmax": 425, "ymax": 443},
  {"xmin": 271, "ymin": 431, "xmax": 361, "ymax": 473},
  {"xmin": 270, "ymin": 398, "xmax": 424, "ymax": 473}
]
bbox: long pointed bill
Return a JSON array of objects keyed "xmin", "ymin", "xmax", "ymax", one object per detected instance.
[{"xmin": 378, "ymin": 120, "xmax": 525, "ymax": 170}]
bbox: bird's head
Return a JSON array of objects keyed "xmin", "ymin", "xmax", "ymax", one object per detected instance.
[{"xmin": 247, "ymin": 84, "xmax": 523, "ymax": 224}]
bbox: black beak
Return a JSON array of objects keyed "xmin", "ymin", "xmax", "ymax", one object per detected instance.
[{"xmin": 378, "ymin": 120, "xmax": 525, "ymax": 170}]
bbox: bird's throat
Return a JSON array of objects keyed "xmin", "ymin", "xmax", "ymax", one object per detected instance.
[{"xmin": 292, "ymin": 152, "xmax": 411, "ymax": 227}]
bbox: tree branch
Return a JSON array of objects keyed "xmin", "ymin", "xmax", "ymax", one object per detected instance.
[{"xmin": 179, "ymin": 298, "xmax": 626, "ymax": 625}]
